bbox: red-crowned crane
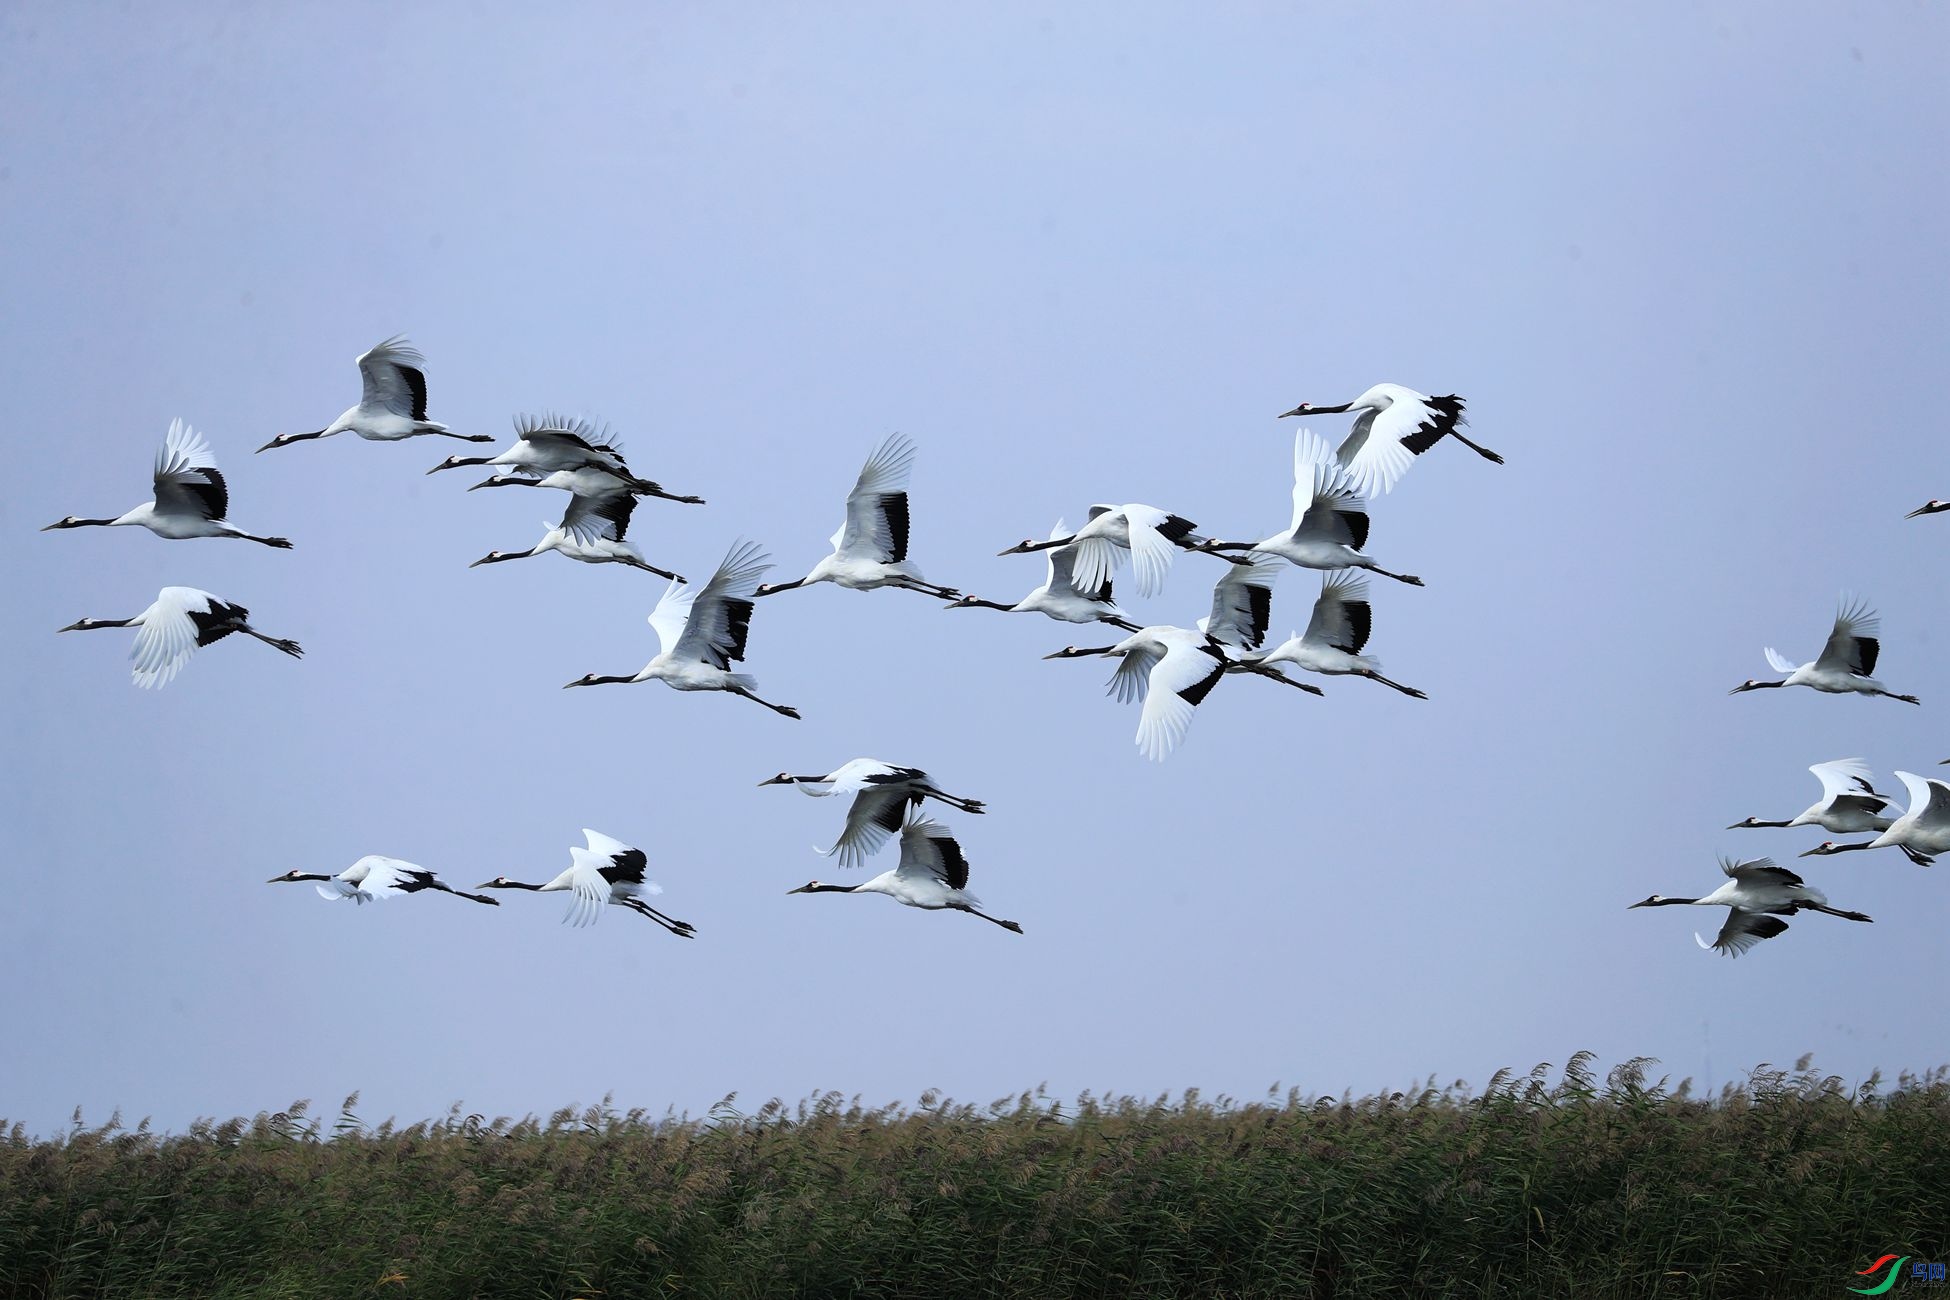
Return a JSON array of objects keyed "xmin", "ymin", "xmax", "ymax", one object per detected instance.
[
  {"xmin": 760, "ymin": 760, "xmax": 985, "ymax": 868},
  {"xmin": 477, "ymin": 829, "xmax": 693, "ymax": 937},
  {"xmin": 1629, "ymin": 856, "xmax": 1870, "ymax": 957},
  {"xmin": 564, "ymin": 539, "xmax": 801, "ymax": 717},
  {"xmin": 1278, "ymin": 382, "xmax": 1498, "ymax": 496},
  {"xmin": 757, "ymin": 434, "xmax": 958, "ymax": 600},
  {"xmin": 788, "ymin": 814, "xmax": 1022, "ymax": 933},
  {"xmin": 58, "ymin": 586, "xmax": 301, "ymax": 688},
  {"xmin": 43, "ymin": 420, "xmax": 291, "ymax": 547},
  {"xmin": 258, "ymin": 336, "xmax": 490, "ymax": 451},
  {"xmin": 1729, "ymin": 598, "xmax": 1919, "ymax": 704}
]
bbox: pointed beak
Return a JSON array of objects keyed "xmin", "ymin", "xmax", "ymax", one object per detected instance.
[
  {"xmin": 265, "ymin": 873, "xmax": 289, "ymax": 883},
  {"xmin": 39, "ymin": 521, "xmax": 63, "ymax": 531},
  {"xmin": 426, "ymin": 463, "xmax": 452, "ymax": 475},
  {"xmin": 1796, "ymin": 846, "xmax": 1823, "ymax": 857},
  {"xmin": 56, "ymin": 620, "xmax": 85, "ymax": 633},
  {"xmin": 758, "ymin": 776, "xmax": 787, "ymax": 786},
  {"xmin": 255, "ymin": 438, "xmax": 285, "ymax": 453},
  {"xmin": 1725, "ymin": 820, "xmax": 1746, "ymax": 830},
  {"xmin": 468, "ymin": 556, "xmax": 493, "ymax": 568},
  {"xmin": 787, "ymin": 883, "xmax": 815, "ymax": 894},
  {"xmin": 1905, "ymin": 503, "xmax": 1939, "ymax": 519},
  {"xmin": 1277, "ymin": 405, "xmax": 1305, "ymax": 418}
]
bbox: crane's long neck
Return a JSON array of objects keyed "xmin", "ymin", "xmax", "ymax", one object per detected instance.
[{"xmin": 64, "ymin": 617, "xmax": 136, "ymax": 631}]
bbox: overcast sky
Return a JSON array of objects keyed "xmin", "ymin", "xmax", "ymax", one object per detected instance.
[{"xmin": 5, "ymin": 4, "xmax": 1947, "ymax": 1136}]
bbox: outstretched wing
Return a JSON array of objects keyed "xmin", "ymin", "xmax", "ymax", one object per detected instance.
[
  {"xmin": 580, "ymin": 828, "xmax": 647, "ymax": 887},
  {"xmin": 1044, "ymin": 519, "xmax": 1106, "ymax": 602},
  {"xmin": 1067, "ymin": 525, "xmax": 1127, "ymax": 599},
  {"xmin": 348, "ymin": 856, "xmax": 420, "ymax": 901},
  {"xmin": 1132, "ymin": 637, "xmax": 1227, "ymax": 762},
  {"xmin": 1335, "ymin": 387, "xmax": 1460, "ymax": 497},
  {"xmin": 516, "ymin": 413, "xmax": 625, "ymax": 459},
  {"xmin": 1302, "ymin": 572, "xmax": 1373, "ymax": 654},
  {"xmin": 670, "ymin": 539, "xmax": 770, "ymax": 668},
  {"xmin": 817, "ymin": 788, "xmax": 909, "ymax": 869},
  {"xmin": 832, "ymin": 433, "xmax": 915, "ymax": 563},
  {"xmin": 130, "ymin": 587, "xmax": 208, "ymax": 689},
  {"xmin": 1701, "ymin": 911, "xmax": 1790, "ymax": 958},
  {"xmin": 1894, "ymin": 771, "xmax": 1950, "ymax": 831},
  {"xmin": 1809, "ymin": 758, "xmax": 1877, "ymax": 802},
  {"xmin": 152, "ymin": 419, "xmax": 227, "ymax": 522},
  {"xmin": 1105, "ymin": 636, "xmax": 1163, "ymax": 706},
  {"xmin": 561, "ymin": 489, "xmax": 636, "ymax": 545},
  {"xmin": 1813, "ymin": 597, "xmax": 1880, "ymax": 676},
  {"xmin": 896, "ymin": 814, "xmax": 971, "ymax": 892},
  {"xmin": 1119, "ymin": 503, "xmax": 1179, "ymax": 598},
  {"xmin": 1290, "ymin": 435, "xmax": 1368, "ymax": 548},
  {"xmin": 1203, "ymin": 553, "xmax": 1281, "ymax": 650},
  {"xmin": 1719, "ymin": 854, "xmax": 1804, "ymax": 888},
  {"xmin": 356, "ymin": 335, "xmax": 430, "ymax": 420},
  {"xmin": 561, "ymin": 848, "xmax": 613, "ymax": 927}
]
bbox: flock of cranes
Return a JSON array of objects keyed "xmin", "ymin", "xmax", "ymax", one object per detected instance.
[
  {"xmin": 46, "ymin": 333, "xmax": 1943, "ymax": 961},
  {"xmin": 1623, "ymin": 440, "xmax": 1950, "ymax": 957},
  {"xmin": 44, "ymin": 337, "xmax": 1500, "ymax": 942},
  {"xmin": 1631, "ymin": 594, "xmax": 1948, "ymax": 956}
]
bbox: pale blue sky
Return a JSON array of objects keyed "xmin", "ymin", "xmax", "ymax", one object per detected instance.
[{"xmin": 4, "ymin": 4, "xmax": 1947, "ymax": 1135}]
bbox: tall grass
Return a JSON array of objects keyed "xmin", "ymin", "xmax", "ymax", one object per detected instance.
[{"xmin": 4, "ymin": 1054, "xmax": 1946, "ymax": 1298}]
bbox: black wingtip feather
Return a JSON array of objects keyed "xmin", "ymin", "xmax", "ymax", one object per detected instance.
[
  {"xmin": 1157, "ymin": 514, "xmax": 1199, "ymax": 543},
  {"xmin": 1346, "ymin": 601, "xmax": 1373, "ymax": 654},
  {"xmin": 1177, "ymin": 662, "xmax": 1227, "ymax": 708},
  {"xmin": 936, "ymin": 834, "xmax": 971, "ymax": 891},
  {"xmin": 401, "ymin": 365, "xmax": 430, "ymax": 421},
  {"xmin": 719, "ymin": 599, "xmax": 755, "ymax": 666},
  {"xmin": 881, "ymin": 493, "xmax": 911, "ymax": 563}
]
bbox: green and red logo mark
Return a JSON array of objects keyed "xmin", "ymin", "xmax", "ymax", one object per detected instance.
[
  {"xmin": 1853, "ymin": 1257, "xmax": 1910, "ymax": 1295},
  {"xmin": 1852, "ymin": 1255, "xmax": 1948, "ymax": 1293}
]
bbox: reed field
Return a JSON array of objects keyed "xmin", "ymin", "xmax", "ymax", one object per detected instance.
[{"xmin": 4, "ymin": 1054, "xmax": 1947, "ymax": 1299}]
